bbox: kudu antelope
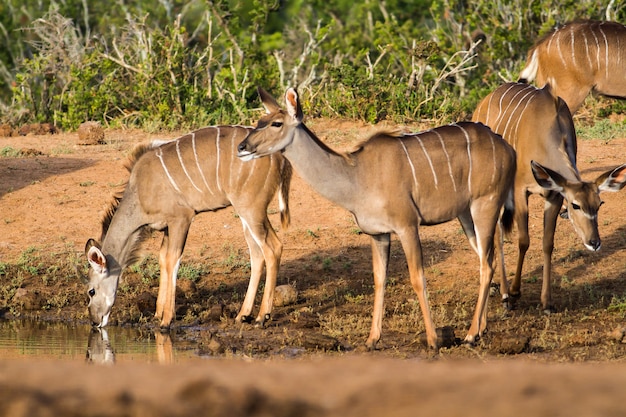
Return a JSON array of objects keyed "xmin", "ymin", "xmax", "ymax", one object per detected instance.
[
  {"xmin": 473, "ymin": 82, "xmax": 626, "ymax": 311},
  {"xmin": 237, "ymin": 87, "xmax": 516, "ymax": 349},
  {"xmin": 85, "ymin": 126, "xmax": 292, "ymax": 328},
  {"xmin": 519, "ymin": 20, "xmax": 626, "ymax": 113}
]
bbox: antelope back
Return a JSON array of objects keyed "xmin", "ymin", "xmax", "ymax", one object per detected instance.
[
  {"xmin": 472, "ymin": 82, "xmax": 578, "ymax": 187},
  {"xmin": 520, "ymin": 20, "xmax": 626, "ymax": 111},
  {"xmin": 360, "ymin": 122, "xmax": 516, "ymax": 225},
  {"xmin": 131, "ymin": 126, "xmax": 289, "ymax": 221}
]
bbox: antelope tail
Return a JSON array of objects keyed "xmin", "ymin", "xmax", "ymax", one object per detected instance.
[
  {"xmin": 500, "ymin": 187, "xmax": 515, "ymax": 236},
  {"xmin": 278, "ymin": 159, "xmax": 293, "ymax": 229},
  {"xmin": 518, "ymin": 49, "xmax": 539, "ymax": 83}
]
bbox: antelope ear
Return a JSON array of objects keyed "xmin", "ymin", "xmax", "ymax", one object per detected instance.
[
  {"xmin": 531, "ymin": 160, "xmax": 566, "ymax": 192},
  {"xmin": 87, "ymin": 245, "xmax": 108, "ymax": 275},
  {"xmin": 257, "ymin": 87, "xmax": 280, "ymax": 114},
  {"xmin": 285, "ymin": 88, "xmax": 303, "ymax": 122},
  {"xmin": 85, "ymin": 238, "xmax": 101, "ymax": 254},
  {"xmin": 597, "ymin": 163, "xmax": 626, "ymax": 192}
]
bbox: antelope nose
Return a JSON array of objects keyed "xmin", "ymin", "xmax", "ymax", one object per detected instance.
[
  {"xmin": 589, "ymin": 239, "xmax": 601, "ymax": 251},
  {"xmin": 237, "ymin": 141, "xmax": 247, "ymax": 153}
]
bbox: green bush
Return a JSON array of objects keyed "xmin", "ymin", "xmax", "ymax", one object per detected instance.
[{"xmin": 1, "ymin": 0, "xmax": 624, "ymax": 130}]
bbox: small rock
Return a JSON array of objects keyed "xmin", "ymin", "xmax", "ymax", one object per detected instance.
[
  {"xmin": 77, "ymin": 121, "xmax": 105, "ymax": 145},
  {"xmin": 274, "ymin": 284, "xmax": 298, "ymax": 307}
]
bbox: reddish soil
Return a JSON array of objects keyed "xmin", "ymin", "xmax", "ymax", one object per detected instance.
[{"xmin": 1, "ymin": 120, "xmax": 626, "ymax": 416}]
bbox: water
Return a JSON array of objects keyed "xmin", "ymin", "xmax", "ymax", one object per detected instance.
[{"xmin": 0, "ymin": 319, "xmax": 202, "ymax": 364}]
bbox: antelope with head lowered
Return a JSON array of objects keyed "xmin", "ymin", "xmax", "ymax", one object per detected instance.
[
  {"xmin": 85, "ymin": 126, "xmax": 292, "ymax": 329},
  {"xmin": 473, "ymin": 82, "xmax": 626, "ymax": 312},
  {"xmin": 238, "ymin": 87, "xmax": 516, "ymax": 349},
  {"xmin": 519, "ymin": 20, "xmax": 626, "ymax": 113}
]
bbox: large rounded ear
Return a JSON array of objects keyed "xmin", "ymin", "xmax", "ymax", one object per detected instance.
[
  {"xmin": 85, "ymin": 238, "xmax": 101, "ymax": 254},
  {"xmin": 530, "ymin": 160, "xmax": 566, "ymax": 193},
  {"xmin": 596, "ymin": 163, "xmax": 626, "ymax": 192},
  {"xmin": 86, "ymin": 242, "xmax": 107, "ymax": 275},
  {"xmin": 285, "ymin": 88, "xmax": 303, "ymax": 122},
  {"xmin": 257, "ymin": 87, "xmax": 280, "ymax": 114}
]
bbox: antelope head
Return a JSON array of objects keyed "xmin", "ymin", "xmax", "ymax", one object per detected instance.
[
  {"xmin": 85, "ymin": 239, "xmax": 120, "ymax": 327},
  {"xmin": 531, "ymin": 160, "xmax": 626, "ymax": 251},
  {"xmin": 238, "ymin": 87, "xmax": 303, "ymax": 160}
]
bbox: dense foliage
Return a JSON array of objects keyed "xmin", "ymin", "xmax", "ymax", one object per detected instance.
[{"xmin": 0, "ymin": 0, "xmax": 624, "ymax": 130}]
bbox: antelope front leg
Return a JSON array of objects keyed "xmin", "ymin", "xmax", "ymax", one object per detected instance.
[
  {"xmin": 255, "ymin": 223, "xmax": 283, "ymax": 326},
  {"xmin": 366, "ymin": 234, "xmax": 391, "ymax": 350},
  {"xmin": 156, "ymin": 221, "xmax": 189, "ymax": 328},
  {"xmin": 540, "ymin": 198, "xmax": 561, "ymax": 313},
  {"xmin": 235, "ymin": 223, "xmax": 266, "ymax": 324}
]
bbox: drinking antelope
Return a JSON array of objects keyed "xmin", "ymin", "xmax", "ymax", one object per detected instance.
[
  {"xmin": 237, "ymin": 87, "xmax": 516, "ymax": 349},
  {"xmin": 519, "ymin": 20, "xmax": 626, "ymax": 113},
  {"xmin": 473, "ymin": 82, "xmax": 626, "ymax": 312},
  {"xmin": 85, "ymin": 126, "xmax": 292, "ymax": 328}
]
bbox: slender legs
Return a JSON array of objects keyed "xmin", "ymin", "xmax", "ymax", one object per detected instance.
[
  {"xmin": 155, "ymin": 218, "xmax": 190, "ymax": 328},
  {"xmin": 235, "ymin": 217, "xmax": 283, "ymax": 326}
]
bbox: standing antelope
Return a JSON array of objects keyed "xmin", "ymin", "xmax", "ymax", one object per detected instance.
[
  {"xmin": 85, "ymin": 126, "xmax": 292, "ymax": 329},
  {"xmin": 238, "ymin": 87, "xmax": 516, "ymax": 349},
  {"xmin": 473, "ymin": 82, "xmax": 626, "ymax": 312},
  {"xmin": 519, "ymin": 20, "xmax": 626, "ymax": 113}
]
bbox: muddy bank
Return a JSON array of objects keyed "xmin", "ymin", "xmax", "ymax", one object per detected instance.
[{"xmin": 2, "ymin": 356, "xmax": 626, "ymax": 417}]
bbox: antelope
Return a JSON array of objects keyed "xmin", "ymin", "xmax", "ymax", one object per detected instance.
[
  {"xmin": 519, "ymin": 20, "xmax": 626, "ymax": 113},
  {"xmin": 237, "ymin": 87, "xmax": 516, "ymax": 349},
  {"xmin": 473, "ymin": 82, "xmax": 626, "ymax": 312},
  {"xmin": 85, "ymin": 125, "xmax": 292, "ymax": 329}
]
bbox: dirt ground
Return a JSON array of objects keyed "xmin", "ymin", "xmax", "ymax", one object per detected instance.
[{"xmin": 1, "ymin": 119, "xmax": 626, "ymax": 416}]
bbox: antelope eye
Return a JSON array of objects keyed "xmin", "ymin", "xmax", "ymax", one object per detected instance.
[
  {"xmin": 571, "ymin": 203, "xmax": 581, "ymax": 210},
  {"xmin": 271, "ymin": 121, "xmax": 283, "ymax": 128},
  {"xmin": 88, "ymin": 288, "xmax": 95, "ymax": 297}
]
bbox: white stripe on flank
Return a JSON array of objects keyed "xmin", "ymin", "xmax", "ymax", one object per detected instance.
[
  {"xmin": 511, "ymin": 91, "xmax": 538, "ymax": 149},
  {"xmin": 497, "ymin": 85, "xmax": 533, "ymax": 138},
  {"xmin": 488, "ymin": 133, "xmax": 497, "ymax": 185},
  {"xmin": 192, "ymin": 131, "xmax": 215, "ymax": 196},
  {"xmin": 156, "ymin": 147, "xmax": 181, "ymax": 193},
  {"xmin": 598, "ymin": 25, "xmax": 609, "ymax": 81},
  {"xmin": 176, "ymin": 139, "xmax": 203, "ymax": 193},
  {"xmin": 215, "ymin": 127, "xmax": 223, "ymax": 193},
  {"xmin": 455, "ymin": 124, "xmax": 472, "ymax": 193},
  {"xmin": 432, "ymin": 130, "xmax": 457, "ymax": 192},
  {"xmin": 399, "ymin": 140, "xmax": 420, "ymax": 191},
  {"xmin": 494, "ymin": 84, "xmax": 519, "ymax": 131},
  {"xmin": 501, "ymin": 87, "xmax": 535, "ymax": 145},
  {"xmin": 582, "ymin": 31, "xmax": 593, "ymax": 70},
  {"xmin": 569, "ymin": 25, "xmax": 576, "ymax": 68},
  {"xmin": 556, "ymin": 28, "xmax": 568, "ymax": 70},
  {"xmin": 590, "ymin": 27, "xmax": 600, "ymax": 72},
  {"xmin": 415, "ymin": 135, "xmax": 439, "ymax": 189}
]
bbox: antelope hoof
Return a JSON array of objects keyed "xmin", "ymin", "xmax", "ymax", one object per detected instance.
[
  {"xmin": 239, "ymin": 315, "xmax": 254, "ymax": 324},
  {"xmin": 543, "ymin": 305, "xmax": 556, "ymax": 315},
  {"xmin": 254, "ymin": 313, "xmax": 271, "ymax": 328},
  {"xmin": 463, "ymin": 334, "xmax": 479, "ymax": 346},
  {"xmin": 489, "ymin": 282, "xmax": 500, "ymax": 297},
  {"xmin": 365, "ymin": 338, "xmax": 380, "ymax": 351},
  {"xmin": 502, "ymin": 295, "xmax": 513, "ymax": 311}
]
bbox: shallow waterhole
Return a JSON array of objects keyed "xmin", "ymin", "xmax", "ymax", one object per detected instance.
[{"xmin": 0, "ymin": 319, "xmax": 206, "ymax": 364}]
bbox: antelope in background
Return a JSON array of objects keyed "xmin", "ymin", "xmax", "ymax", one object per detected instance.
[
  {"xmin": 519, "ymin": 20, "xmax": 626, "ymax": 113},
  {"xmin": 473, "ymin": 82, "xmax": 626, "ymax": 312},
  {"xmin": 85, "ymin": 126, "xmax": 292, "ymax": 329},
  {"xmin": 238, "ymin": 87, "xmax": 516, "ymax": 349}
]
